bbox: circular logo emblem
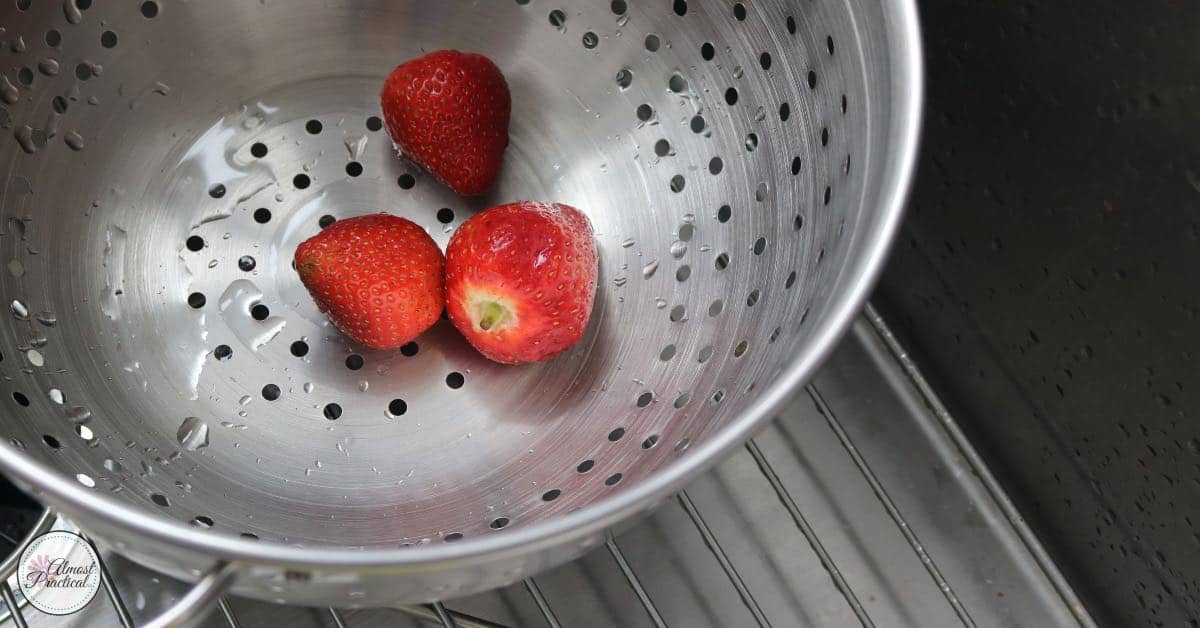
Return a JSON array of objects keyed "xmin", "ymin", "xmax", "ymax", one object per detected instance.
[{"xmin": 17, "ymin": 531, "xmax": 100, "ymax": 615}]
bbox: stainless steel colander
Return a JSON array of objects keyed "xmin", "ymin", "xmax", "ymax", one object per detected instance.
[{"xmin": 0, "ymin": 0, "xmax": 920, "ymax": 620}]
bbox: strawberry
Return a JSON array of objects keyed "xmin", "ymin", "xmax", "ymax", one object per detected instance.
[
  {"xmin": 445, "ymin": 202, "xmax": 598, "ymax": 365},
  {"xmin": 294, "ymin": 213, "xmax": 444, "ymax": 350},
  {"xmin": 381, "ymin": 50, "xmax": 511, "ymax": 196}
]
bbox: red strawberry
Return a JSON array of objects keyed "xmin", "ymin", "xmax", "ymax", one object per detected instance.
[
  {"xmin": 445, "ymin": 201, "xmax": 598, "ymax": 365},
  {"xmin": 381, "ymin": 50, "xmax": 511, "ymax": 196},
  {"xmin": 294, "ymin": 214, "xmax": 444, "ymax": 350}
]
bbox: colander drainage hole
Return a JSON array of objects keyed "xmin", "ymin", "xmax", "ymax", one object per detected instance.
[
  {"xmin": 318, "ymin": 215, "xmax": 337, "ymax": 229},
  {"xmin": 792, "ymin": 156, "xmax": 802, "ymax": 175},
  {"xmin": 254, "ymin": 207, "xmax": 271, "ymax": 223},
  {"xmin": 673, "ymin": 0, "xmax": 687, "ymax": 16},
  {"xmin": 490, "ymin": 517, "xmax": 510, "ymax": 530},
  {"xmin": 17, "ymin": 67, "xmax": 33, "ymax": 87},
  {"xmin": 187, "ymin": 292, "xmax": 206, "ymax": 309},
  {"xmin": 290, "ymin": 340, "xmax": 309, "ymax": 357},
  {"xmin": 444, "ymin": 532, "xmax": 463, "ymax": 542},
  {"xmin": 250, "ymin": 142, "xmax": 267, "ymax": 158},
  {"xmin": 261, "ymin": 384, "xmax": 281, "ymax": 401},
  {"xmin": 636, "ymin": 392, "xmax": 653, "ymax": 408},
  {"xmin": 238, "ymin": 255, "xmax": 256, "ymax": 272},
  {"xmin": 400, "ymin": 342, "xmax": 419, "ymax": 357},
  {"xmin": 541, "ymin": 489, "xmax": 561, "ymax": 502},
  {"xmin": 345, "ymin": 162, "xmax": 363, "ymax": 177},
  {"xmin": 548, "ymin": 9, "xmax": 566, "ymax": 27},
  {"xmin": 305, "ymin": 119, "xmax": 322, "ymax": 135},
  {"xmin": 760, "ymin": 52, "xmax": 772, "ymax": 70},
  {"xmin": 192, "ymin": 515, "xmax": 213, "ymax": 529},
  {"xmin": 717, "ymin": 205, "xmax": 731, "ymax": 223},
  {"xmin": 610, "ymin": 0, "xmax": 626, "ymax": 15},
  {"xmin": 140, "ymin": 1, "xmax": 159, "ymax": 19},
  {"xmin": 345, "ymin": 354, "xmax": 364, "ymax": 370},
  {"xmin": 366, "ymin": 116, "xmax": 382, "ymax": 132},
  {"xmin": 186, "ymin": 236, "xmax": 204, "ymax": 252},
  {"xmin": 786, "ymin": 16, "xmax": 797, "ymax": 34},
  {"xmin": 151, "ymin": 493, "xmax": 169, "ymax": 507},
  {"xmin": 604, "ymin": 473, "xmax": 622, "ymax": 486},
  {"xmin": 780, "ymin": 102, "xmax": 791, "ymax": 121},
  {"xmin": 733, "ymin": 3, "xmax": 747, "ymax": 20},
  {"xmin": 208, "ymin": 183, "xmax": 226, "ymax": 199},
  {"xmin": 701, "ymin": 42, "xmax": 715, "ymax": 60},
  {"xmin": 445, "ymin": 372, "xmax": 465, "ymax": 389},
  {"xmin": 642, "ymin": 434, "xmax": 660, "ymax": 449},
  {"xmin": 294, "ymin": 174, "xmax": 311, "ymax": 189},
  {"xmin": 675, "ymin": 438, "xmax": 691, "ymax": 452},
  {"xmin": 213, "ymin": 345, "xmax": 232, "ymax": 360},
  {"xmin": 690, "ymin": 115, "xmax": 705, "ymax": 134},
  {"xmin": 577, "ymin": 459, "xmax": 594, "ymax": 473},
  {"xmin": 13, "ymin": 391, "xmax": 30, "ymax": 406},
  {"xmin": 616, "ymin": 68, "xmax": 633, "ymax": 90},
  {"xmin": 397, "ymin": 174, "xmax": 416, "ymax": 189},
  {"xmin": 668, "ymin": 73, "xmax": 687, "ymax": 93},
  {"xmin": 387, "ymin": 399, "xmax": 407, "ymax": 417},
  {"xmin": 323, "ymin": 403, "xmax": 342, "ymax": 420},
  {"xmin": 709, "ymin": 157, "xmax": 723, "ymax": 175},
  {"xmin": 607, "ymin": 427, "xmax": 625, "ymax": 442},
  {"xmin": 41, "ymin": 434, "xmax": 60, "ymax": 449},
  {"xmin": 250, "ymin": 304, "xmax": 270, "ymax": 320},
  {"xmin": 724, "ymin": 87, "xmax": 738, "ymax": 106},
  {"xmin": 644, "ymin": 34, "xmax": 660, "ymax": 52},
  {"xmin": 436, "ymin": 208, "xmax": 454, "ymax": 224}
]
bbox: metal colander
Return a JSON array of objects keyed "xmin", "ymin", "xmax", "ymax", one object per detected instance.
[{"xmin": 0, "ymin": 0, "xmax": 920, "ymax": 615}]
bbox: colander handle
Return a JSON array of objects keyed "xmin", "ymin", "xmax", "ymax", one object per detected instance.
[{"xmin": 141, "ymin": 561, "xmax": 237, "ymax": 628}]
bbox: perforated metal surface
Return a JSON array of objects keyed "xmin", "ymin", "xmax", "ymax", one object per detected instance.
[{"xmin": 0, "ymin": 0, "xmax": 919, "ymax": 605}]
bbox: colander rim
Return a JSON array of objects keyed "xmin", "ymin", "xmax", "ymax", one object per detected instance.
[{"xmin": 0, "ymin": 0, "xmax": 923, "ymax": 572}]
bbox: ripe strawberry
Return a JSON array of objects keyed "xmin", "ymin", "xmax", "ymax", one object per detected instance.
[
  {"xmin": 445, "ymin": 202, "xmax": 598, "ymax": 365},
  {"xmin": 380, "ymin": 50, "xmax": 511, "ymax": 196},
  {"xmin": 294, "ymin": 214, "xmax": 444, "ymax": 350}
]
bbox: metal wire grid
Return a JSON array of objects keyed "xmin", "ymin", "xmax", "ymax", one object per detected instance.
[{"xmin": 0, "ymin": 308, "xmax": 1086, "ymax": 628}]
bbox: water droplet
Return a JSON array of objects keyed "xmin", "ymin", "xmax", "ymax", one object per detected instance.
[
  {"xmin": 670, "ymin": 241, "xmax": 688, "ymax": 259},
  {"xmin": 62, "ymin": 0, "xmax": 82, "ymax": 24},
  {"xmin": 207, "ymin": 259, "xmax": 218, "ymax": 269},
  {"xmin": 220, "ymin": 421, "xmax": 247, "ymax": 430},
  {"xmin": 733, "ymin": 66, "xmax": 744, "ymax": 79},
  {"xmin": 64, "ymin": 130, "xmax": 84, "ymax": 151},
  {"xmin": 753, "ymin": 106, "xmax": 766, "ymax": 122},
  {"xmin": 67, "ymin": 406, "xmax": 92, "ymax": 424},
  {"xmin": 11, "ymin": 299, "xmax": 28, "ymax": 319},
  {"xmin": 25, "ymin": 348, "xmax": 42, "ymax": 367},
  {"xmin": 37, "ymin": 58, "xmax": 59, "ymax": 76},
  {"xmin": 48, "ymin": 389, "xmax": 63, "ymax": 404},
  {"xmin": 621, "ymin": 238, "xmax": 636, "ymax": 248},
  {"xmin": 642, "ymin": 260, "xmax": 660, "ymax": 278},
  {"xmin": 0, "ymin": 76, "xmax": 18, "ymax": 105},
  {"xmin": 7, "ymin": 259, "xmax": 23, "ymax": 277},
  {"xmin": 15, "ymin": 125, "xmax": 38, "ymax": 154},
  {"xmin": 612, "ymin": 276, "xmax": 627, "ymax": 287},
  {"xmin": 303, "ymin": 382, "xmax": 314, "ymax": 394},
  {"xmin": 239, "ymin": 395, "xmax": 252, "ymax": 406},
  {"xmin": 343, "ymin": 134, "xmax": 367, "ymax": 160},
  {"xmin": 35, "ymin": 311, "xmax": 56, "ymax": 326},
  {"xmin": 358, "ymin": 381, "xmax": 369, "ymax": 392},
  {"xmin": 152, "ymin": 82, "xmax": 170, "ymax": 96},
  {"xmin": 177, "ymin": 417, "xmax": 209, "ymax": 450},
  {"xmin": 10, "ymin": 36, "xmax": 25, "ymax": 53},
  {"xmin": 654, "ymin": 297, "xmax": 667, "ymax": 309}
]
